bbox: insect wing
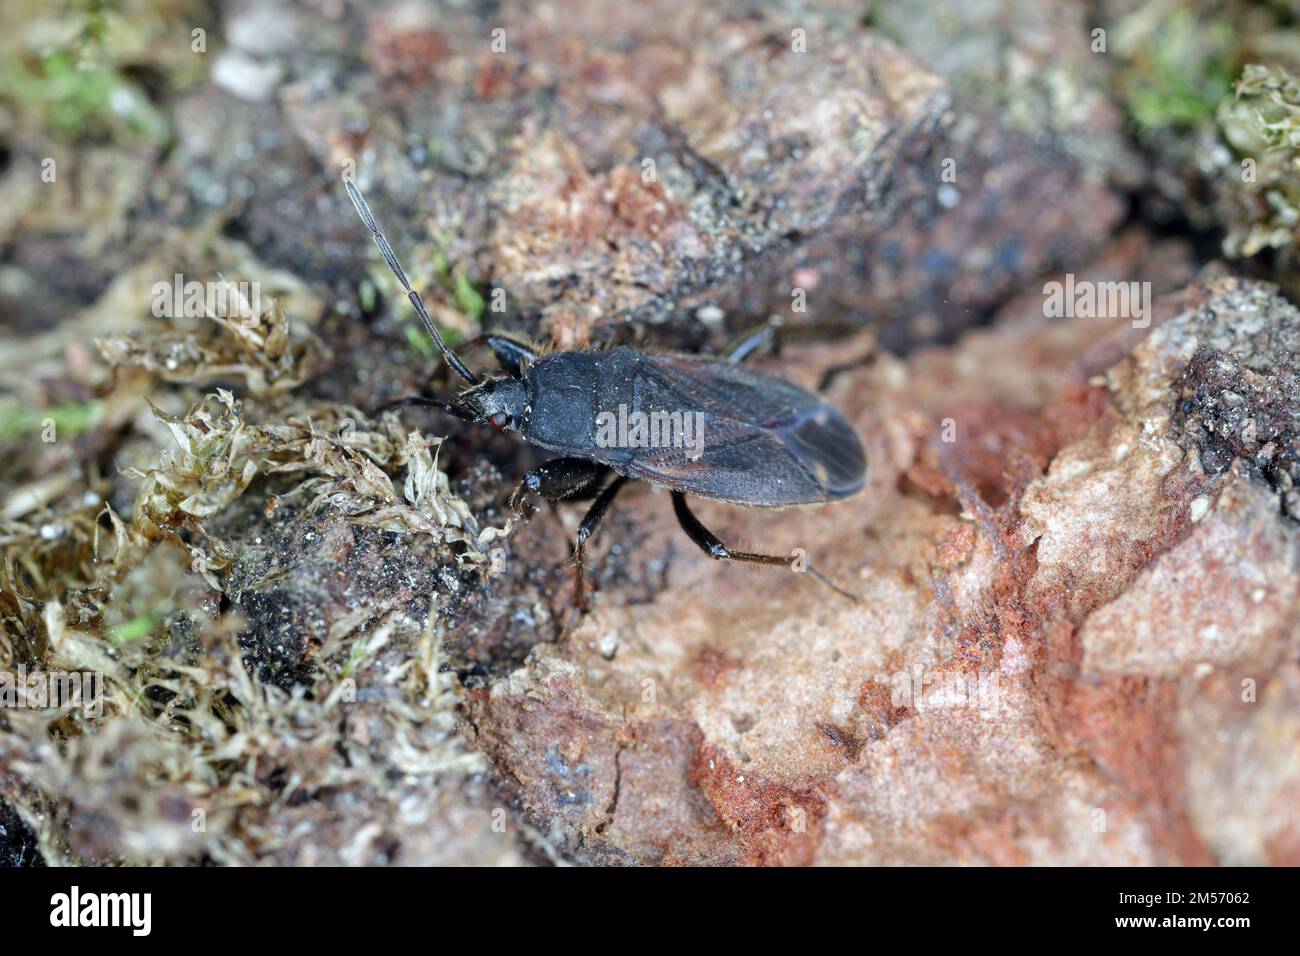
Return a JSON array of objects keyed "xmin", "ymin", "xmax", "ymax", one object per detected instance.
[{"xmin": 618, "ymin": 355, "xmax": 866, "ymax": 506}]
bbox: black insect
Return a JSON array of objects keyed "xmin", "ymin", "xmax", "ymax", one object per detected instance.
[{"xmin": 345, "ymin": 178, "xmax": 867, "ymax": 606}]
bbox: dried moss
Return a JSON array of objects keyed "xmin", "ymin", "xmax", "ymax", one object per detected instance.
[
  {"xmin": 0, "ymin": 233, "xmax": 510, "ymax": 863},
  {"xmin": 1219, "ymin": 64, "xmax": 1300, "ymax": 257},
  {"xmin": 1098, "ymin": 0, "xmax": 1293, "ymax": 231}
]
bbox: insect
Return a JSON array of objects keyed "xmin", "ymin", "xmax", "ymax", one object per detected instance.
[{"xmin": 345, "ymin": 177, "xmax": 867, "ymax": 606}]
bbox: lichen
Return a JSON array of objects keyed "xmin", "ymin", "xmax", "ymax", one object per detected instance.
[{"xmin": 1219, "ymin": 63, "xmax": 1300, "ymax": 257}]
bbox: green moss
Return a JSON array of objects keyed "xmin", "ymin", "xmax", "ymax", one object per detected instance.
[
  {"xmin": 359, "ymin": 277, "xmax": 377, "ymax": 313},
  {"xmin": 0, "ymin": 50, "xmax": 168, "ymax": 145},
  {"xmin": 404, "ymin": 322, "xmax": 466, "ymax": 358},
  {"xmin": 452, "ymin": 273, "xmax": 486, "ymax": 320},
  {"xmin": 1127, "ymin": 9, "xmax": 1236, "ymax": 138},
  {"xmin": 404, "ymin": 324, "xmax": 436, "ymax": 358},
  {"xmin": 0, "ymin": 400, "xmax": 104, "ymax": 439},
  {"xmin": 431, "ymin": 250, "xmax": 452, "ymax": 285},
  {"xmin": 369, "ymin": 249, "xmax": 478, "ymax": 355},
  {"xmin": 109, "ymin": 614, "xmax": 156, "ymax": 646}
]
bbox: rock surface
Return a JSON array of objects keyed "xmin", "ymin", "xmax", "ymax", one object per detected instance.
[
  {"xmin": 463, "ymin": 271, "xmax": 1300, "ymax": 864},
  {"xmin": 2, "ymin": 0, "xmax": 1296, "ymax": 867}
]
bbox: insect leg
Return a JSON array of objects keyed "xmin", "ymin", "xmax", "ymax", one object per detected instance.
[
  {"xmin": 453, "ymin": 333, "xmax": 540, "ymax": 376},
  {"xmin": 726, "ymin": 324, "xmax": 778, "ymax": 364},
  {"xmin": 670, "ymin": 492, "xmax": 859, "ymax": 602},
  {"xmin": 508, "ymin": 457, "xmax": 609, "ymax": 515},
  {"xmin": 817, "ymin": 347, "xmax": 878, "ymax": 392},
  {"xmin": 485, "ymin": 334, "xmax": 540, "ymax": 376},
  {"xmin": 572, "ymin": 475, "xmax": 630, "ymax": 609}
]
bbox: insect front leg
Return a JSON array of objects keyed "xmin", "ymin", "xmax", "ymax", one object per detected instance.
[
  {"xmin": 508, "ymin": 457, "xmax": 609, "ymax": 516},
  {"xmin": 670, "ymin": 492, "xmax": 859, "ymax": 602},
  {"xmin": 572, "ymin": 476, "xmax": 629, "ymax": 610},
  {"xmin": 456, "ymin": 333, "xmax": 542, "ymax": 376},
  {"xmin": 485, "ymin": 334, "xmax": 540, "ymax": 376}
]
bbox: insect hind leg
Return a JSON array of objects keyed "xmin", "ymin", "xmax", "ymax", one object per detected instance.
[
  {"xmin": 726, "ymin": 324, "xmax": 778, "ymax": 364},
  {"xmin": 670, "ymin": 492, "xmax": 859, "ymax": 603}
]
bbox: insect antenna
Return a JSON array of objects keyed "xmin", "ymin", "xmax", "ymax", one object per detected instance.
[
  {"xmin": 345, "ymin": 177, "xmax": 479, "ymax": 386},
  {"xmin": 373, "ymin": 394, "xmax": 473, "ymax": 419},
  {"xmin": 805, "ymin": 563, "xmax": 860, "ymax": 604}
]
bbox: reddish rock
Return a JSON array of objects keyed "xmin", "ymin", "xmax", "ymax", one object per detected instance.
[{"xmin": 463, "ymin": 269, "xmax": 1300, "ymax": 865}]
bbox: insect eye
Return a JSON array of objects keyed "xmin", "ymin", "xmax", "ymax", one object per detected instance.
[{"xmin": 488, "ymin": 412, "xmax": 510, "ymax": 430}]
